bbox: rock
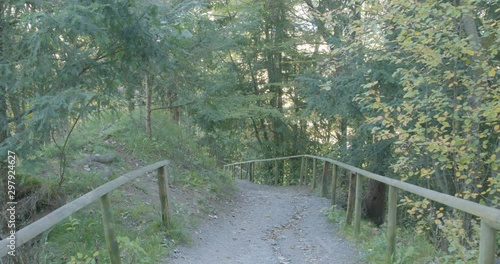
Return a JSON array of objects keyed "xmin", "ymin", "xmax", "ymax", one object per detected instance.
[
  {"xmin": 102, "ymin": 166, "xmax": 112, "ymax": 180},
  {"xmin": 90, "ymin": 154, "xmax": 116, "ymax": 164}
]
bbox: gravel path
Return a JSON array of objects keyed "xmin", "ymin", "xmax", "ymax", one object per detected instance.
[{"xmin": 162, "ymin": 179, "xmax": 364, "ymax": 264}]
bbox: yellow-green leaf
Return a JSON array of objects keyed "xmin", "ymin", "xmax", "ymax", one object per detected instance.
[
  {"xmin": 488, "ymin": 68, "xmax": 496, "ymax": 77},
  {"xmin": 463, "ymin": 48, "xmax": 475, "ymax": 56}
]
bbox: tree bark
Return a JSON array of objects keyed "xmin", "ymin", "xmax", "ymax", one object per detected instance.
[
  {"xmin": 0, "ymin": 3, "xmax": 10, "ymax": 221},
  {"xmin": 145, "ymin": 72, "xmax": 152, "ymax": 138}
]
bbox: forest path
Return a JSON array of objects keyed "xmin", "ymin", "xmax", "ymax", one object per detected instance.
[{"xmin": 161, "ymin": 179, "xmax": 364, "ymax": 264}]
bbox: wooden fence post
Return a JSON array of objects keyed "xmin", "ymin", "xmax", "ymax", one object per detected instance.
[
  {"xmin": 346, "ymin": 172, "xmax": 356, "ymax": 226},
  {"xmin": 283, "ymin": 159, "xmax": 287, "ymax": 185},
  {"xmin": 100, "ymin": 193, "xmax": 121, "ymax": 264},
  {"xmin": 240, "ymin": 164, "xmax": 243, "ymax": 179},
  {"xmin": 274, "ymin": 160, "xmax": 279, "ymax": 185},
  {"xmin": 354, "ymin": 173, "xmax": 362, "ymax": 237},
  {"xmin": 321, "ymin": 162, "xmax": 329, "ymax": 197},
  {"xmin": 479, "ymin": 220, "xmax": 496, "ymax": 264},
  {"xmin": 247, "ymin": 162, "xmax": 250, "ymax": 180},
  {"xmin": 250, "ymin": 162, "xmax": 254, "ymax": 182},
  {"xmin": 300, "ymin": 157, "xmax": 305, "ymax": 185},
  {"xmin": 249, "ymin": 163, "xmax": 252, "ymax": 182},
  {"xmin": 331, "ymin": 164, "xmax": 338, "ymax": 206},
  {"xmin": 157, "ymin": 166, "xmax": 171, "ymax": 228},
  {"xmin": 312, "ymin": 158, "xmax": 317, "ymax": 190},
  {"xmin": 387, "ymin": 186, "xmax": 398, "ymax": 263},
  {"xmin": 304, "ymin": 157, "xmax": 309, "ymax": 185}
]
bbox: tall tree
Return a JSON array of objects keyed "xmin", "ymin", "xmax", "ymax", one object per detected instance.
[{"xmin": 0, "ymin": 0, "xmax": 179, "ymax": 187}]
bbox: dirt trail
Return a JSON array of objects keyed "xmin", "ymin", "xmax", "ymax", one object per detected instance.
[{"xmin": 162, "ymin": 179, "xmax": 364, "ymax": 264}]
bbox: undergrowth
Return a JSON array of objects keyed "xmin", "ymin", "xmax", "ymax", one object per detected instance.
[
  {"xmin": 6, "ymin": 109, "xmax": 233, "ymax": 263},
  {"xmin": 325, "ymin": 206, "xmax": 486, "ymax": 264}
]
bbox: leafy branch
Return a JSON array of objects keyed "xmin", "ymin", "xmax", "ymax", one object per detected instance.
[{"xmin": 51, "ymin": 96, "xmax": 95, "ymax": 191}]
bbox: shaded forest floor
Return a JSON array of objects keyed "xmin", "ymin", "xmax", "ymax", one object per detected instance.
[{"xmin": 162, "ymin": 179, "xmax": 364, "ymax": 264}]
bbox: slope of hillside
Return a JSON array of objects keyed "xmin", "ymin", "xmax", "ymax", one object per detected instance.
[{"xmin": 2, "ymin": 111, "xmax": 234, "ymax": 263}]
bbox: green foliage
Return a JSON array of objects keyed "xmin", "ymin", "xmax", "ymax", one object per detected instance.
[
  {"xmin": 181, "ymin": 171, "xmax": 207, "ymax": 188},
  {"xmin": 355, "ymin": 0, "xmax": 500, "ymax": 203},
  {"xmin": 11, "ymin": 106, "xmax": 234, "ymax": 262},
  {"xmin": 326, "ymin": 206, "xmax": 437, "ymax": 264},
  {"xmin": 1, "ymin": 0, "xmax": 184, "ymax": 171},
  {"xmin": 4, "ymin": 0, "xmax": 499, "ymax": 261},
  {"xmin": 68, "ymin": 251, "xmax": 100, "ymax": 264},
  {"xmin": 310, "ymin": 0, "xmax": 499, "ymax": 261},
  {"xmin": 64, "ymin": 216, "xmax": 82, "ymax": 232},
  {"xmin": 164, "ymin": 214, "xmax": 193, "ymax": 245},
  {"xmin": 65, "ymin": 234, "xmax": 161, "ymax": 264},
  {"xmin": 116, "ymin": 236, "xmax": 152, "ymax": 264}
]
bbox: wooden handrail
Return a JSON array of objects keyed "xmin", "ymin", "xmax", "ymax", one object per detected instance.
[
  {"xmin": 225, "ymin": 154, "xmax": 500, "ymax": 264},
  {"xmin": 0, "ymin": 160, "xmax": 170, "ymax": 263}
]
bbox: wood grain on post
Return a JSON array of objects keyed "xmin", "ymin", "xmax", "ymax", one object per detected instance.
[
  {"xmin": 100, "ymin": 193, "xmax": 121, "ymax": 264},
  {"xmin": 331, "ymin": 164, "xmax": 338, "ymax": 206},
  {"xmin": 312, "ymin": 158, "xmax": 317, "ymax": 190},
  {"xmin": 479, "ymin": 220, "xmax": 496, "ymax": 264},
  {"xmin": 321, "ymin": 162, "xmax": 329, "ymax": 197},
  {"xmin": 354, "ymin": 173, "xmax": 362, "ymax": 237},
  {"xmin": 157, "ymin": 166, "xmax": 171, "ymax": 228},
  {"xmin": 247, "ymin": 162, "xmax": 250, "ymax": 180},
  {"xmin": 387, "ymin": 186, "xmax": 398, "ymax": 263},
  {"xmin": 346, "ymin": 172, "xmax": 356, "ymax": 226}
]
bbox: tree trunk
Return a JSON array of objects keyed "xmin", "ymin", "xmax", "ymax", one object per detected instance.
[
  {"xmin": 0, "ymin": 3, "xmax": 10, "ymax": 223},
  {"xmin": 459, "ymin": 0, "xmax": 486, "ymax": 237},
  {"xmin": 363, "ymin": 180, "xmax": 386, "ymax": 226},
  {"xmin": 0, "ymin": 85, "xmax": 8, "ymax": 194},
  {"xmin": 167, "ymin": 90, "xmax": 180, "ymax": 122},
  {"xmin": 145, "ymin": 72, "xmax": 152, "ymax": 138},
  {"xmin": 362, "ymin": 139, "xmax": 391, "ymax": 226}
]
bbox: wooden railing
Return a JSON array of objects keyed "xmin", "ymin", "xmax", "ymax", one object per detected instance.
[
  {"xmin": 224, "ymin": 155, "xmax": 500, "ymax": 264},
  {"xmin": 0, "ymin": 160, "xmax": 171, "ymax": 264}
]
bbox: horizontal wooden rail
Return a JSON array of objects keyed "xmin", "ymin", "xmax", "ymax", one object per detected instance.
[
  {"xmin": 0, "ymin": 160, "xmax": 170, "ymax": 263},
  {"xmin": 225, "ymin": 154, "xmax": 500, "ymax": 264}
]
